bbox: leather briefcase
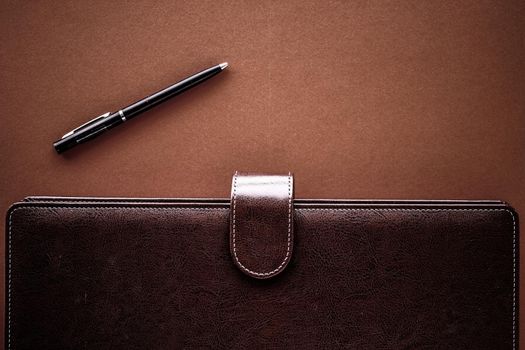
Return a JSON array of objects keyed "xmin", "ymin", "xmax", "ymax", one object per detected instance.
[{"xmin": 5, "ymin": 172, "xmax": 519, "ymax": 349}]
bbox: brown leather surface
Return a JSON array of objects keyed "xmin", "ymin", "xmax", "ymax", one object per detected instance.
[
  {"xmin": 1, "ymin": 0, "xmax": 524, "ymax": 347},
  {"xmin": 230, "ymin": 172, "xmax": 294, "ymax": 279},
  {"xmin": 6, "ymin": 199, "xmax": 518, "ymax": 349}
]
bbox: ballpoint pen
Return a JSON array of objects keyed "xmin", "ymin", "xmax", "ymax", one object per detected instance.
[{"xmin": 53, "ymin": 62, "xmax": 228, "ymax": 153}]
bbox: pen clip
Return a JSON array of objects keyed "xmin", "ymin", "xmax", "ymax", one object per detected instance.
[{"xmin": 61, "ymin": 112, "xmax": 111, "ymax": 139}]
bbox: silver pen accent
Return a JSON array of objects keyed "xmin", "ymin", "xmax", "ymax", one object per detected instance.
[
  {"xmin": 61, "ymin": 112, "xmax": 111, "ymax": 139},
  {"xmin": 118, "ymin": 110, "xmax": 126, "ymax": 122}
]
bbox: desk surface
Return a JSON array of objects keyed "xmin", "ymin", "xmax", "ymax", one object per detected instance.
[{"xmin": 1, "ymin": 0, "xmax": 524, "ymax": 346}]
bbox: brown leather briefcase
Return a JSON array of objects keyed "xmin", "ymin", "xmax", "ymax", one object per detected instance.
[{"xmin": 5, "ymin": 172, "xmax": 519, "ymax": 349}]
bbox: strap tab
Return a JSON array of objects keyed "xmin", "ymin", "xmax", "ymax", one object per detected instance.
[{"xmin": 230, "ymin": 172, "xmax": 294, "ymax": 279}]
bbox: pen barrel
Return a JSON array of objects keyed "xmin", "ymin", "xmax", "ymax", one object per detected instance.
[
  {"xmin": 121, "ymin": 65, "xmax": 222, "ymax": 119},
  {"xmin": 53, "ymin": 113, "xmax": 122, "ymax": 153}
]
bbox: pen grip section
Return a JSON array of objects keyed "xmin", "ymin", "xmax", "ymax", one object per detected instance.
[{"xmin": 53, "ymin": 112, "xmax": 123, "ymax": 153}]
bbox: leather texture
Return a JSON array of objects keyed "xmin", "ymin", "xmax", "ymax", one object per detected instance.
[
  {"xmin": 5, "ymin": 183, "xmax": 519, "ymax": 349},
  {"xmin": 2, "ymin": 2, "xmax": 525, "ymax": 345},
  {"xmin": 230, "ymin": 172, "xmax": 294, "ymax": 279}
]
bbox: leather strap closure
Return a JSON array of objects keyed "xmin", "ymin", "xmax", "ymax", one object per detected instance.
[{"xmin": 230, "ymin": 171, "xmax": 294, "ymax": 279}]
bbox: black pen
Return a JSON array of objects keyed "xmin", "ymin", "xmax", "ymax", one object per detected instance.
[{"xmin": 53, "ymin": 62, "xmax": 228, "ymax": 153}]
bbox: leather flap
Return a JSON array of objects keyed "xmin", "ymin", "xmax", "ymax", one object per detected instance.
[{"xmin": 230, "ymin": 171, "xmax": 294, "ymax": 279}]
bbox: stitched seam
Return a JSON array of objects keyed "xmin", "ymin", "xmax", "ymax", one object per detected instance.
[
  {"xmin": 299, "ymin": 207, "xmax": 517, "ymax": 349},
  {"xmin": 8, "ymin": 207, "xmax": 15, "ymax": 350},
  {"xmin": 6, "ymin": 205, "xmax": 226, "ymax": 350},
  {"xmin": 24, "ymin": 200, "xmax": 227, "ymax": 204},
  {"xmin": 298, "ymin": 208, "xmax": 512, "ymax": 212},
  {"xmin": 8, "ymin": 207, "xmax": 227, "ymax": 211},
  {"xmin": 511, "ymin": 210, "xmax": 517, "ymax": 350},
  {"xmin": 7, "ymin": 206, "xmax": 516, "ymax": 349},
  {"xmin": 231, "ymin": 172, "xmax": 293, "ymax": 277}
]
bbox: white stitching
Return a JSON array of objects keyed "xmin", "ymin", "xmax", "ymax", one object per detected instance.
[
  {"xmin": 6, "ymin": 205, "xmax": 226, "ymax": 350},
  {"xmin": 7, "ymin": 205, "xmax": 516, "ymax": 349},
  {"xmin": 9, "ymin": 206, "xmax": 227, "ymax": 211},
  {"xmin": 299, "ymin": 207, "xmax": 517, "ymax": 349},
  {"xmin": 511, "ymin": 210, "xmax": 517, "ymax": 350},
  {"xmin": 298, "ymin": 208, "xmax": 512, "ymax": 212},
  {"xmin": 8, "ymin": 207, "xmax": 15, "ymax": 350},
  {"xmin": 231, "ymin": 172, "xmax": 293, "ymax": 277}
]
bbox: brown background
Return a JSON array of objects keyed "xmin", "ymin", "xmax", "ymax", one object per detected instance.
[{"xmin": 1, "ymin": 0, "xmax": 524, "ymax": 347}]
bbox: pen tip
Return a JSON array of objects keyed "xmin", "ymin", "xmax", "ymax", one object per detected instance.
[{"xmin": 219, "ymin": 62, "xmax": 228, "ymax": 70}]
